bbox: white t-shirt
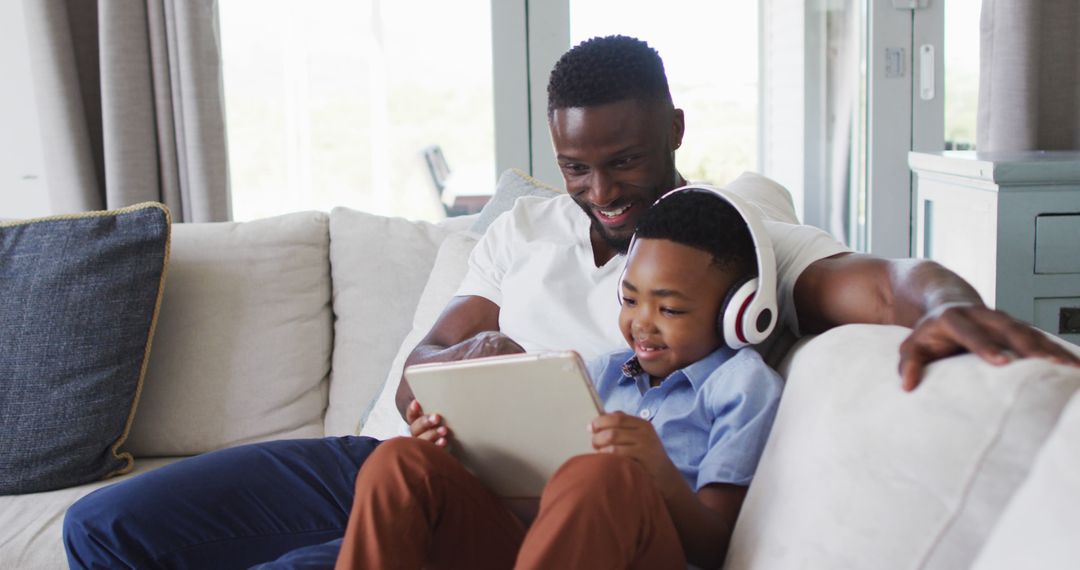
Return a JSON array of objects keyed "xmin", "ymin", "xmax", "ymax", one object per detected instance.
[{"xmin": 455, "ymin": 173, "xmax": 851, "ymax": 362}]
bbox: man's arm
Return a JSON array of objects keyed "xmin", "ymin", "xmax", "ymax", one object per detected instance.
[
  {"xmin": 394, "ymin": 295, "xmax": 524, "ymax": 418},
  {"xmin": 794, "ymin": 253, "xmax": 1080, "ymax": 390}
]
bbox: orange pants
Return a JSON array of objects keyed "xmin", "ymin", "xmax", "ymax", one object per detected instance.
[{"xmin": 334, "ymin": 437, "xmax": 686, "ymax": 569}]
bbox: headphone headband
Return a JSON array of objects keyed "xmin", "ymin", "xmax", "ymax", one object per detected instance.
[{"xmin": 618, "ymin": 184, "xmax": 778, "ymax": 348}]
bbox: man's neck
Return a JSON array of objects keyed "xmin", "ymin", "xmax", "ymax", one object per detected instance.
[{"xmin": 591, "ymin": 231, "xmax": 618, "ymax": 267}]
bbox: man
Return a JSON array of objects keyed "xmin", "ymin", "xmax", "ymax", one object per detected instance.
[{"xmin": 65, "ymin": 35, "xmax": 1078, "ymax": 569}]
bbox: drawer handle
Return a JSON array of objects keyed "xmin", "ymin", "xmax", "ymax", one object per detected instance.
[{"xmin": 1061, "ymin": 307, "xmax": 1080, "ymax": 334}]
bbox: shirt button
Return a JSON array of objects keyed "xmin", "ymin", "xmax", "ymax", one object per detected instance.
[{"xmin": 639, "ymin": 409, "xmax": 651, "ymax": 420}]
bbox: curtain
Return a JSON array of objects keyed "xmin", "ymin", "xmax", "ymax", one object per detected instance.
[
  {"xmin": 23, "ymin": 0, "xmax": 231, "ymax": 222},
  {"xmin": 978, "ymin": 0, "xmax": 1080, "ymax": 152}
]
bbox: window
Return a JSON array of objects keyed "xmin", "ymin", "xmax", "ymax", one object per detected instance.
[
  {"xmin": 944, "ymin": 0, "xmax": 979, "ymax": 150},
  {"xmin": 570, "ymin": 0, "xmax": 759, "ymax": 187},
  {"xmin": 220, "ymin": 0, "xmax": 497, "ymax": 222}
]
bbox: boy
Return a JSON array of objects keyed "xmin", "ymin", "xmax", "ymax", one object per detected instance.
[{"xmin": 335, "ymin": 189, "xmax": 783, "ymax": 569}]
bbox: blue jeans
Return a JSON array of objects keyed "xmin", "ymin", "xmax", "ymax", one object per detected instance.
[{"xmin": 64, "ymin": 436, "xmax": 381, "ymax": 569}]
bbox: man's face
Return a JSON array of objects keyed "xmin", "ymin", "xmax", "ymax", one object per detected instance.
[
  {"xmin": 618, "ymin": 238, "xmax": 734, "ymax": 379},
  {"xmin": 549, "ymin": 100, "xmax": 685, "ymax": 256}
]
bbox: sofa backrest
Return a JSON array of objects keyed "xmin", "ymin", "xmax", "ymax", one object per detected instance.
[{"xmin": 323, "ymin": 208, "xmax": 473, "ymax": 436}]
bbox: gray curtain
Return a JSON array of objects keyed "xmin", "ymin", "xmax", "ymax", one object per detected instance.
[
  {"xmin": 978, "ymin": 0, "xmax": 1080, "ymax": 151},
  {"xmin": 23, "ymin": 0, "xmax": 231, "ymax": 222}
]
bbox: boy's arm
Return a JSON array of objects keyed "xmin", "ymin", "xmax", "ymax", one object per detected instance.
[{"xmin": 664, "ymin": 481, "xmax": 747, "ymax": 569}]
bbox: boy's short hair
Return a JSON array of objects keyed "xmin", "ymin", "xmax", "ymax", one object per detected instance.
[
  {"xmin": 633, "ymin": 191, "xmax": 758, "ymax": 278},
  {"xmin": 547, "ymin": 35, "xmax": 673, "ymax": 116}
]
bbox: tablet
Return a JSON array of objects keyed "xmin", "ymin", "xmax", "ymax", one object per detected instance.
[{"xmin": 404, "ymin": 351, "xmax": 603, "ymax": 498}]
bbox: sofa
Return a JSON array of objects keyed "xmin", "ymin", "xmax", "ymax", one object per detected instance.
[{"xmin": 2, "ymin": 181, "xmax": 1079, "ymax": 569}]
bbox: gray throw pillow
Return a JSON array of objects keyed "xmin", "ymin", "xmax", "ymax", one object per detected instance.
[
  {"xmin": 0, "ymin": 203, "xmax": 170, "ymax": 494},
  {"xmin": 470, "ymin": 168, "xmax": 562, "ymax": 233}
]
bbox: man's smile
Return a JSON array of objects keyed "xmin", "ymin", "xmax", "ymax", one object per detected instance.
[{"xmin": 594, "ymin": 201, "xmax": 637, "ymax": 227}]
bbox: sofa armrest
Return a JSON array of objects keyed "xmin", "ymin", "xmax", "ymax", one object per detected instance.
[{"xmin": 728, "ymin": 324, "xmax": 1080, "ymax": 570}]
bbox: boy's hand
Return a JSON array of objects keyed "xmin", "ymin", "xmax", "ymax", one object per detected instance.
[
  {"xmin": 406, "ymin": 399, "xmax": 453, "ymax": 450},
  {"xmin": 589, "ymin": 412, "xmax": 684, "ymax": 495}
]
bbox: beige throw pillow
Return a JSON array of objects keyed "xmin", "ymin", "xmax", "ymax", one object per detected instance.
[
  {"xmin": 359, "ymin": 231, "xmax": 480, "ymax": 438},
  {"xmin": 323, "ymin": 207, "xmax": 452, "ymax": 436}
]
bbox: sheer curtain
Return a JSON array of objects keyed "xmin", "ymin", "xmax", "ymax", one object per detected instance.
[
  {"xmin": 23, "ymin": 0, "xmax": 231, "ymax": 222},
  {"xmin": 978, "ymin": 0, "xmax": 1080, "ymax": 151}
]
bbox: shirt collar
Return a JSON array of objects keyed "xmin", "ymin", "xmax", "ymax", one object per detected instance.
[
  {"xmin": 617, "ymin": 346, "xmax": 733, "ymax": 391},
  {"xmin": 682, "ymin": 347, "xmax": 734, "ymax": 390}
]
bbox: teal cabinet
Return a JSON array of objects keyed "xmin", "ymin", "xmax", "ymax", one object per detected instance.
[{"xmin": 909, "ymin": 151, "xmax": 1080, "ymax": 345}]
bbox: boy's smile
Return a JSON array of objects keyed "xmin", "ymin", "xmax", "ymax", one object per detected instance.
[{"xmin": 619, "ymin": 238, "xmax": 739, "ymax": 381}]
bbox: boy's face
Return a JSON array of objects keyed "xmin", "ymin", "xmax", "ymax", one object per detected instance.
[{"xmin": 618, "ymin": 238, "xmax": 738, "ymax": 379}]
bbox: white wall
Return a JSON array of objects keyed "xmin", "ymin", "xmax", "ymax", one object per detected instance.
[{"xmin": 0, "ymin": 0, "xmax": 51, "ymax": 219}]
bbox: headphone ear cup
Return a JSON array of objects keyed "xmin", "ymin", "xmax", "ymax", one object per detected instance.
[{"xmin": 720, "ymin": 277, "xmax": 758, "ymax": 349}]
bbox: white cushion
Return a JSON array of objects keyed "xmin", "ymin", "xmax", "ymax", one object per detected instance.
[
  {"xmin": 360, "ymin": 231, "xmax": 479, "ymax": 438},
  {"xmin": 324, "ymin": 207, "xmax": 451, "ymax": 436},
  {"xmin": 972, "ymin": 390, "xmax": 1080, "ymax": 570},
  {"xmin": 125, "ymin": 212, "xmax": 332, "ymax": 456},
  {"xmin": 470, "ymin": 169, "xmax": 561, "ymax": 234},
  {"xmin": 726, "ymin": 324, "xmax": 1080, "ymax": 570},
  {"xmin": 0, "ymin": 457, "xmax": 182, "ymax": 570}
]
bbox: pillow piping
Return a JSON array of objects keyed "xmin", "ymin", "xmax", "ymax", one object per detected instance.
[
  {"xmin": 505, "ymin": 168, "xmax": 564, "ymax": 194},
  {"xmin": 108, "ymin": 203, "xmax": 172, "ymax": 476}
]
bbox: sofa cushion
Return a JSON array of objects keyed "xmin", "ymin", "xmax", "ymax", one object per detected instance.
[
  {"xmin": 125, "ymin": 212, "xmax": 332, "ymax": 456},
  {"xmin": 0, "ymin": 457, "xmax": 182, "ymax": 569},
  {"xmin": 360, "ymin": 231, "xmax": 480, "ymax": 438},
  {"xmin": 726, "ymin": 324, "xmax": 1080, "ymax": 570},
  {"xmin": 470, "ymin": 169, "xmax": 561, "ymax": 234},
  {"xmin": 324, "ymin": 207, "xmax": 452, "ymax": 436},
  {"xmin": 971, "ymin": 389, "xmax": 1080, "ymax": 570},
  {"xmin": 0, "ymin": 204, "xmax": 170, "ymax": 495}
]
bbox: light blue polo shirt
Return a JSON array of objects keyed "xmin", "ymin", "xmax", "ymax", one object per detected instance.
[{"xmin": 587, "ymin": 347, "xmax": 783, "ymax": 491}]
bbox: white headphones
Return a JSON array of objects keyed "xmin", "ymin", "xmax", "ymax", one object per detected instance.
[{"xmin": 617, "ymin": 184, "xmax": 778, "ymax": 349}]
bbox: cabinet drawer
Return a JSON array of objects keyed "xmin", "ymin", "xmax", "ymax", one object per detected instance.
[{"xmin": 1035, "ymin": 214, "xmax": 1080, "ymax": 274}]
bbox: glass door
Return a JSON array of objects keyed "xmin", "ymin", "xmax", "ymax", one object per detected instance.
[
  {"xmin": 522, "ymin": 0, "xmax": 949, "ymax": 255},
  {"xmin": 864, "ymin": 0, "xmax": 944, "ymax": 257},
  {"xmin": 944, "ymin": 0, "xmax": 980, "ymax": 150}
]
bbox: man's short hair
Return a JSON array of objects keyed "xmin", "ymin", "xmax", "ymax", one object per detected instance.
[
  {"xmin": 547, "ymin": 35, "xmax": 673, "ymax": 116},
  {"xmin": 633, "ymin": 191, "xmax": 757, "ymax": 278}
]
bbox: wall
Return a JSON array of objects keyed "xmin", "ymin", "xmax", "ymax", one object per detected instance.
[{"xmin": 0, "ymin": 0, "xmax": 51, "ymax": 219}]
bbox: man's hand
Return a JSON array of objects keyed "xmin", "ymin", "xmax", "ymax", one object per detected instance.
[
  {"xmin": 589, "ymin": 412, "xmax": 684, "ymax": 496},
  {"xmin": 397, "ymin": 295, "xmax": 520, "ymax": 418},
  {"xmin": 447, "ymin": 330, "xmax": 526, "ymax": 361},
  {"xmin": 899, "ymin": 304, "xmax": 1080, "ymax": 391},
  {"xmin": 406, "ymin": 400, "xmax": 453, "ymax": 450}
]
